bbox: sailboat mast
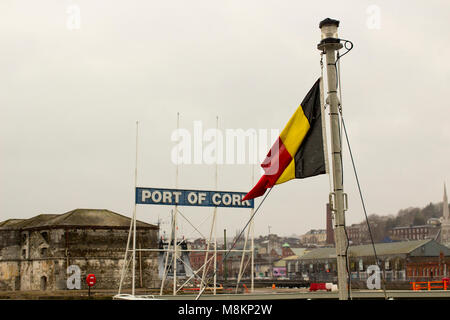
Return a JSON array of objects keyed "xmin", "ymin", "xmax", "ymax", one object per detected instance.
[
  {"xmin": 317, "ymin": 18, "xmax": 349, "ymax": 300},
  {"xmin": 132, "ymin": 121, "xmax": 139, "ymax": 296}
]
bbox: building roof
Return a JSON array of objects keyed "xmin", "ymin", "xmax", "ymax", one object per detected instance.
[
  {"xmin": 273, "ymin": 259, "xmax": 286, "ymax": 267},
  {"xmin": 284, "ymin": 255, "xmax": 300, "ymax": 261},
  {"xmin": 273, "ymin": 248, "xmax": 282, "ymax": 256},
  {"xmin": 391, "ymin": 225, "xmax": 438, "ymax": 230},
  {"xmin": 0, "ymin": 219, "xmax": 26, "ymax": 228},
  {"xmin": 291, "ymin": 248, "xmax": 308, "ymax": 257},
  {"xmin": 304, "ymin": 229, "xmax": 326, "ymax": 235},
  {"xmin": 0, "ymin": 209, "xmax": 157, "ymax": 230},
  {"xmin": 281, "ymin": 249, "xmax": 310, "ymax": 262},
  {"xmin": 1, "ymin": 214, "xmax": 59, "ymax": 229},
  {"xmin": 298, "ymin": 239, "xmax": 450, "ymax": 261}
]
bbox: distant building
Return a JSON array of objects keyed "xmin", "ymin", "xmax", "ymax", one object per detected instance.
[
  {"xmin": 189, "ymin": 238, "xmax": 207, "ymax": 249},
  {"xmin": 254, "ymin": 256, "xmax": 271, "ymax": 278},
  {"xmin": 272, "ymin": 259, "xmax": 287, "ymax": 278},
  {"xmin": 281, "ymin": 243, "xmax": 295, "ymax": 258},
  {"xmin": 188, "ymin": 250, "xmax": 224, "ymax": 278},
  {"xmin": 282, "ymin": 248, "xmax": 310, "ymax": 278},
  {"xmin": 0, "ymin": 209, "xmax": 159, "ymax": 291},
  {"xmin": 390, "ymin": 185, "xmax": 450, "ymax": 246},
  {"xmin": 390, "ymin": 224, "xmax": 440, "ymax": 241},
  {"xmin": 441, "ymin": 183, "xmax": 450, "ymax": 247},
  {"xmin": 346, "ymin": 223, "xmax": 371, "ymax": 245},
  {"xmin": 286, "ymin": 239, "xmax": 450, "ymax": 283},
  {"xmin": 299, "ymin": 229, "xmax": 327, "ymax": 246}
]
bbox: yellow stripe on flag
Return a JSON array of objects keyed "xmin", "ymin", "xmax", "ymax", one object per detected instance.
[
  {"xmin": 279, "ymin": 105, "xmax": 311, "ymax": 157},
  {"xmin": 276, "ymin": 159, "xmax": 295, "ymax": 184}
]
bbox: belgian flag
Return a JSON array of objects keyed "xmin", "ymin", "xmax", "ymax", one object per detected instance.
[{"xmin": 243, "ymin": 78, "xmax": 328, "ymax": 201}]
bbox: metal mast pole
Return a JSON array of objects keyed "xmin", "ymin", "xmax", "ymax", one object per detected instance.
[
  {"xmin": 173, "ymin": 112, "xmax": 180, "ymax": 296},
  {"xmin": 267, "ymin": 226, "xmax": 271, "ymax": 279},
  {"xmin": 118, "ymin": 213, "xmax": 133, "ymax": 294},
  {"xmin": 223, "ymin": 229, "xmax": 227, "ymax": 282},
  {"xmin": 160, "ymin": 210, "xmax": 174, "ymax": 296},
  {"xmin": 131, "ymin": 121, "xmax": 139, "ymax": 296},
  {"xmin": 317, "ymin": 18, "xmax": 349, "ymax": 300},
  {"xmin": 250, "ymin": 164, "xmax": 255, "ymax": 293},
  {"xmin": 213, "ymin": 116, "xmax": 219, "ymax": 295}
]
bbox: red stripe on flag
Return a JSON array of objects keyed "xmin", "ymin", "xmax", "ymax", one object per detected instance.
[{"xmin": 243, "ymin": 137, "xmax": 293, "ymax": 201}]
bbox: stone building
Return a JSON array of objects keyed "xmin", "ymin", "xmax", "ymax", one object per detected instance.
[
  {"xmin": 286, "ymin": 239, "xmax": 450, "ymax": 284},
  {"xmin": 299, "ymin": 229, "xmax": 327, "ymax": 246},
  {"xmin": 0, "ymin": 209, "xmax": 159, "ymax": 291}
]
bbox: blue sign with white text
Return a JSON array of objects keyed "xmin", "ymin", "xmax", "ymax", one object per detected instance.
[{"xmin": 136, "ymin": 187, "xmax": 254, "ymax": 208}]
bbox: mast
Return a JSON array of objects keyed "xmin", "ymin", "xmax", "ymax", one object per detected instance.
[
  {"xmin": 444, "ymin": 183, "xmax": 449, "ymax": 221},
  {"xmin": 213, "ymin": 116, "xmax": 219, "ymax": 295},
  {"xmin": 317, "ymin": 18, "xmax": 349, "ymax": 300},
  {"xmin": 223, "ymin": 229, "xmax": 227, "ymax": 281},
  {"xmin": 250, "ymin": 163, "xmax": 255, "ymax": 293},
  {"xmin": 173, "ymin": 112, "xmax": 180, "ymax": 296},
  {"xmin": 132, "ymin": 121, "xmax": 139, "ymax": 296}
]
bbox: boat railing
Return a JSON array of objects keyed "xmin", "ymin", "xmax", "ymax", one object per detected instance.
[{"xmin": 410, "ymin": 279, "xmax": 449, "ymax": 291}]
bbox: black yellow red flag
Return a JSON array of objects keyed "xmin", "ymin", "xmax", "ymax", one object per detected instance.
[{"xmin": 243, "ymin": 78, "xmax": 327, "ymax": 201}]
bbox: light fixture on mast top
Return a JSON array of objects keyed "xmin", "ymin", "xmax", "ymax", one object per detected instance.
[{"xmin": 318, "ymin": 18, "xmax": 343, "ymax": 51}]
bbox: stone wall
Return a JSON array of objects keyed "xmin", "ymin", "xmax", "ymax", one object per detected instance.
[
  {"xmin": 0, "ymin": 230, "xmax": 21, "ymax": 260},
  {"xmin": 18, "ymin": 259, "xmax": 64, "ymax": 291},
  {"xmin": 0, "ymin": 261, "xmax": 20, "ymax": 290},
  {"xmin": 0, "ymin": 227, "xmax": 159, "ymax": 291}
]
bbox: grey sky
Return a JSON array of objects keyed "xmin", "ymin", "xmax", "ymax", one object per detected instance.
[{"xmin": 1, "ymin": 1, "xmax": 449, "ymax": 238}]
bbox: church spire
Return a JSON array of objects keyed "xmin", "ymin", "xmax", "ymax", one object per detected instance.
[{"xmin": 444, "ymin": 182, "xmax": 449, "ymax": 221}]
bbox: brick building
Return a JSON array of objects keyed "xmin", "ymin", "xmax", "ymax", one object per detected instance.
[
  {"xmin": 189, "ymin": 251, "xmax": 224, "ymax": 278},
  {"xmin": 389, "ymin": 224, "xmax": 440, "ymax": 241},
  {"xmin": 286, "ymin": 239, "xmax": 450, "ymax": 284},
  {"xmin": 281, "ymin": 243, "xmax": 295, "ymax": 258},
  {"xmin": 346, "ymin": 223, "xmax": 371, "ymax": 245},
  {"xmin": 0, "ymin": 209, "xmax": 159, "ymax": 291}
]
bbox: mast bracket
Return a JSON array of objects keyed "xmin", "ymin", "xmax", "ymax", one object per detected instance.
[
  {"xmin": 329, "ymin": 192, "xmax": 336, "ymax": 213},
  {"xmin": 329, "ymin": 192, "xmax": 349, "ymax": 212},
  {"xmin": 343, "ymin": 193, "xmax": 348, "ymax": 212}
]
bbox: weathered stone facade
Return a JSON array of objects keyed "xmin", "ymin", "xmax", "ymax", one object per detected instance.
[{"xmin": 0, "ymin": 209, "xmax": 159, "ymax": 291}]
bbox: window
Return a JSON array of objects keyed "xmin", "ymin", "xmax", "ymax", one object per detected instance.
[
  {"xmin": 40, "ymin": 276, "xmax": 47, "ymax": 291},
  {"xmin": 40, "ymin": 247, "xmax": 48, "ymax": 257},
  {"xmin": 41, "ymin": 232, "xmax": 49, "ymax": 243}
]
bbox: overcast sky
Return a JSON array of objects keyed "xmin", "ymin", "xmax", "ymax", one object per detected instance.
[{"xmin": 1, "ymin": 1, "xmax": 449, "ymax": 238}]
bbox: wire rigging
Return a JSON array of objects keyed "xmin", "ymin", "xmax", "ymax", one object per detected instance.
[
  {"xmin": 334, "ymin": 43, "xmax": 388, "ymax": 299},
  {"xmin": 340, "ymin": 116, "xmax": 389, "ymax": 299},
  {"xmin": 195, "ymin": 187, "xmax": 274, "ymax": 300},
  {"xmin": 191, "ymin": 37, "xmax": 387, "ymax": 301}
]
